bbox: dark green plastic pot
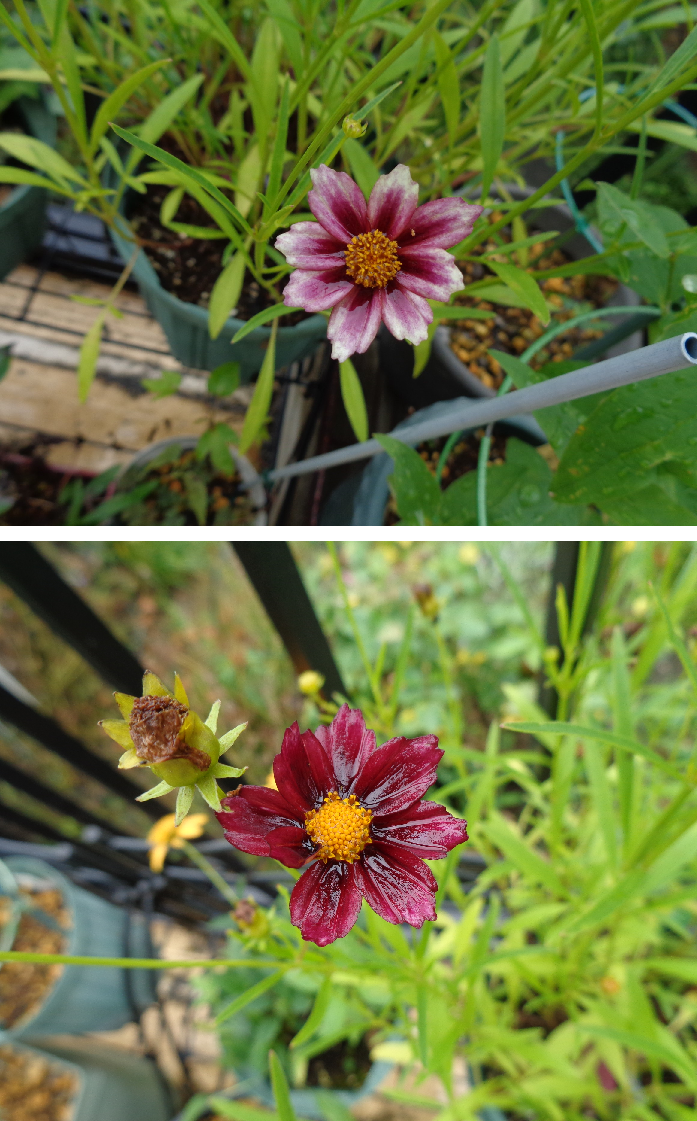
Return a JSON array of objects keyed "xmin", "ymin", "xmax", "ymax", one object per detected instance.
[
  {"xmin": 1, "ymin": 856, "xmax": 156, "ymax": 1037},
  {"xmin": 0, "ymin": 95, "xmax": 56, "ymax": 280},
  {"xmin": 7, "ymin": 1037, "xmax": 172, "ymax": 1121},
  {"xmin": 108, "ymin": 217, "xmax": 327, "ymax": 378}
]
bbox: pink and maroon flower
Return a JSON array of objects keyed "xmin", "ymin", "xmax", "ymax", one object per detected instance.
[
  {"xmin": 216, "ymin": 704, "xmax": 468, "ymax": 946},
  {"xmin": 275, "ymin": 165, "xmax": 483, "ymax": 363}
]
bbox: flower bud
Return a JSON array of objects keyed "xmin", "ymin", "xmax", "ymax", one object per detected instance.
[
  {"xmin": 413, "ymin": 583, "xmax": 439, "ymax": 621},
  {"xmin": 298, "ymin": 670, "xmax": 325, "ymax": 696},
  {"xmin": 233, "ymin": 898, "xmax": 270, "ymax": 939},
  {"xmin": 342, "ymin": 115, "xmax": 367, "ymax": 139}
]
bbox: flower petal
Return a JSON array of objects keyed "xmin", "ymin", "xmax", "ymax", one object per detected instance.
[
  {"xmin": 314, "ymin": 703, "xmax": 376, "ymax": 796},
  {"xmin": 367, "ymin": 164, "xmax": 419, "ymax": 241},
  {"xmin": 354, "ymin": 843, "xmax": 437, "ymax": 926},
  {"xmin": 282, "ymin": 267, "xmax": 353, "ymax": 312},
  {"xmin": 309, "ymin": 165, "xmax": 368, "ymax": 242},
  {"xmin": 216, "ymin": 785, "xmax": 304, "ymax": 858},
  {"xmin": 265, "ymin": 824, "xmax": 311, "ymax": 868},
  {"xmin": 351, "ymin": 734, "xmax": 442, "ymax": 815},
  {"xmin": 371, "ymin": 800, "xmax": 468, "ymax": 858},
  {"xmin": 275, "ymin": 221, "xmax": 346, "ymax": 269},
  {"xmin": 289, "ymin": 860, "xmax": 363, "ymax": 945},
  {"xmin": 273, "ymin": 722, "xmax": 335, "ymax": 813},
  {"xmin": 380, "ymin": 285, "xmax": 432, "ymax": 346},
  {"xmin": 399, "ymin": 197, "xmax": 484, "ymax": 249},
  {"xmin": 327, "ymin": 286, "xmax": 383, "ymax": 362},
  {"xmin": 397, "ymin": 246, "xmax": 465, "ymax": 302}
]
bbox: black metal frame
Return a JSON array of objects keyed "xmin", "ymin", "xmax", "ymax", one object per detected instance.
[{"xmin": 0, "ymin": 541, "xmax": 612, "ymax": 923}]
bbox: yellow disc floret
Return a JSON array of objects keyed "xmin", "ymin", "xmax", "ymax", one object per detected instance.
[
  {"xmin": 344, "ymin": 229, "xmax": 401, "ymax": 289},
  {"xmin": 305, "ymin": 791, "xmax": 373, "ymax": 863}
]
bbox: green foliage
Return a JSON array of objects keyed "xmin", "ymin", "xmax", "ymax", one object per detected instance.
[{"xmin": 190, "ymin": 543, "xmax": 697, "ymax": 1121}]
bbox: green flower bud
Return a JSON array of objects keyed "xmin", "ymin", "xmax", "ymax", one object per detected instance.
[{"xmin": 342, "ymin": 115, "xmax": 367, "ymax": 139}]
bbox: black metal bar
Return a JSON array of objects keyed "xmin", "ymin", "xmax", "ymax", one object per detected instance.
[
  {"xmin": 0, "ymin": 682, "xmax": 161, "ymax": 819},
  {"xmin": 0, "ymin": 757, "xmax": 125, "ymax": 834},
  {"xmin": 0, "ymin": 799, "xmax": 70, "ymax": 844},
  {"xmin": 232, "ymin": 543, "xmax": 346, "ymax": 697},
  {"xmin": 0, "ymin": 543, "xmax": 144, "ymax": 695}
]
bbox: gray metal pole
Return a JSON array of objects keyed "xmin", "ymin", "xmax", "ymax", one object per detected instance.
[{"xmin": 268, "ymin": 333, "xmax": 697, "ymax": 483}]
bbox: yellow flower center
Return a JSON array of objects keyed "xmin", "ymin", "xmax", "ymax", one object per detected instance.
[
  {"xmin": 344, "ymin": 229, "xmax": 401, "ymax": 289},
  {"xmin": 305, "ymin": 791, "xmax": 373, "ymax": 863}
]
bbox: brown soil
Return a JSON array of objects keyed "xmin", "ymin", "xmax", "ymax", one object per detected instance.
[
  {"xmin": 306, "ymin": 1035, "xmax": 373, "ymax": 1090},
  {"xmin": 0, "ymin": 1045, "xmax": 78, "ymax": 1121},
  {"xmin": 0, "ymin": 447, "xmax": 76, "ymax": 526},
  {"xmin": 451, "ymin": 216, "xmax": 619, "ymax": 390},
  {"xmin": 128, "ymin": 184, "xmax": 307, "ymax": 325},
  {"xmin": 114, "ymin": 447, "xmax": 259, "ymax": 526},
  {"xmin": 0, "ymin": 884, "xmax": 70, "ymax": 1029}
]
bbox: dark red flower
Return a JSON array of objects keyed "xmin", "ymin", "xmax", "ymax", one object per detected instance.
[{"xmin": 216, "ymin": 704, "xmax": 468, "ymax": 946}]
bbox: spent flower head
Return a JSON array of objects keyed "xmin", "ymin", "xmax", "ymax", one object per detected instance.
[
  {"xmin": 275, "ymin": 164, "xmax": 483, "ymax": 363},
  {"xmin": 100, "ymin": 671, "xmax": 247, "ymax": 823},
  {"xmin": 216, "ymin": 703, "xmax": 467, "ymax": 946}
]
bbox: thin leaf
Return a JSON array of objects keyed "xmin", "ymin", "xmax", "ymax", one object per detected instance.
[
  {"xmin": 194, "ymin": 0, "xmax": 251, "ymax": 80},
  {"xmin": 214, "ymin": 972, "xmax": 285, "ymax": 1026},
  {"xmin": 342, "ymin": 139, "xmax": 381, "ymax": 198},
  {"xmin": 0, "ymin": 133, "xmax": 86, "ymax": 184},
  {"xmin": 433, "ymin": 30, "xmax": 460, "ymax": 144},
  {"xmin": 175, "ymin": 786, "xmax": 194, "ymax": 826},
  {"xmin": 89, "ymin": 59, "xmax": 170, "ymax": 155},
  {"xmin": 240, "ymin": 319, "xmax": 278, "ymax": 453},
  {"xmin": 339, "ymin": 358, "xmax": 368, "ymax": 443},
  {"xmin": 110, "ymin": 123, "xmax": 252, "ymax": 237},
  {"xmin": 209, "ymin": 252, "xmax": 246, "ymax": 339},
  {"xmin": 269, "ymin": 1050, "xmax": 297, "ymax": 1121},
  {"xmin": 78, "ymin": 313, "xmax": 105, "ymax": 402},
  {"xmin": 503, "ymin": 721, "xmax": 681, "ymax": 777},
  {"xmin": 487, "ymin": 261, "xmax": 550, "ymax": 325},
  {"xmin": 266, "ymin": 78, "xmax": 291, "ymax": 211},
  {"xmin": 651, "ymin": 581, "xmax": 697, "ymax": 701},
  {"xmin": 231, "ymin": 302, "xmax": 295, "ymax": 345},
  {"xmin": 290, "ymin": 976, "xmax": 332, "ymax": 1048},
  {"xmin": 479, "ymin": 34, "xmax": 505, "ymax": 200},
  {"xmin": 136, "ymin": 780, "xmax": 175, "ymax": 802}
]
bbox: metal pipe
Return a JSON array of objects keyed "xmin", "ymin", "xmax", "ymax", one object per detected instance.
[{"xmin": 268, "ymin": 333, "xmax": 697, "ymax": 483}]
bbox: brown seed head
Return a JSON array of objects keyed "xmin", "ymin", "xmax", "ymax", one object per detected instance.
[{"xmin": 129, "ymin": 695, "xmax": 209, "ymax": 770}]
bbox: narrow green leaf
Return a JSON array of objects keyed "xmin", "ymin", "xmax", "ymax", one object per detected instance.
[
  {"xmin": 342, "ymin": 139, "xmax": 380, "ymax": 198},
  {"xmin": 248, "ymin": 19, "xmax": 280, "ymax": 143},
  {"xmin": 266, "ymin": 0, "xmax": 303, "ymax": 77},
  {"xmin": 0, "ymin": 167, "xmax": 63, "ymax": 191},
  {"xmin": 137, "ymin": 73, "xmax": 205, "ymax": 149},
  {"xmin": 651, "ymin": 582, "xmax": 697, "ymax": 701},
  {"xmin": 269, "ymin": 1050, "xmax": 297, "ymax": 1121},
  {"xmin": 214, "ymin": 972, "xmax": 284, "ymax": 1026},
  {"xmin": 339, "ymin": 358, "xmax": 368, "ymax": 443},
  {"xmin": 89, "ymin": 59, "xmax": 170, "ymax": 155},
  {"xmin": 646, "ymin": 22, "xmax": 697, "ymax": 96},
  {"xmin": 584, "ymin": 740, "xmax": 617, "ymax": 870},
  {"xmin": 290, "ymin": 976, "xmax": 332, "ymax": 1049},
  {"xmin": 135, "ymin": 779, "xmax": 175, "ymax": 802},
  {"xmin": 479, "ymin": 34, "xmax": 505, "ymax": 200},
  {"xmin": 502, "ymin": 722, "xmax": 680, "ymax": 776},
  {"xmin": 431, "ymin": 304, "xmax": 494, "ymax": 320},
  {"xmin": 266, "ymin": 78, "xmax": 291, "ymax": 211},
  {"xmin": 209, "ymin": 252, "xmax": 246, "ymax": 339},
  {"xmin": 577, "ymin": 0, "xmax": 604, "ymax": 136},
  {"xmin": 240, "ymin": 319, "xmax": 278, "ymax": 453},
  {"xmin": 487, "ymin": 261, "xmax": 550, "ymax": 325},
  {"xmin": 433, "ymin": 30, "xmax": 460, "ymax": 144},
  {"xmin": 416, "ymin": 984, "xmax": 428, "ymax": 1066},
  {"xmin": 483, "ymin": 815, "xmax": 565, "ymax": 895},
  {"xmin": 412, "ymin": 319, "xmax": 438, "ymax": 378},
  {"xmin": 354, "ymin": 81, "xmax": 403, "ymax": 122},
  {"xmin": 110, "ymin": 123, "xmax": 252, "ymax": 236},
  {"xmin": 78, "ymin": 313, "xmax": 105, "ymax": 402},
  {"xmin": 194, "ymin": 0, "xmax": 251, "ymax": 80},
  {"xmin": 0, "ymin": 133, "xmax": 85, "ymax": 185},
  {"xmin": 231, "ymin": 302, "xmax": 295, "ymax": 345},
  {"xmin": 207, "ymin": 1101, "xmax": 278, "ymax": 1121}
]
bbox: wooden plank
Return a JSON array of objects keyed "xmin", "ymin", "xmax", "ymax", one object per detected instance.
[{"xmin": 0, "ymin": 358, "xmax": 244, "ymax": 465}]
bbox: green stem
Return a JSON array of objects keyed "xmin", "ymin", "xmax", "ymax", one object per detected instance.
[
  {"xmin": 181, "ymin": 839, "xmax": 238, "ymax": 908},
  {"xmin": 476, "ymin": 422, "xmax": 493, "ymax": 528},
  {"xmin": 0, "ymin": 951, "xmax": 276, "ymax": 968}
]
